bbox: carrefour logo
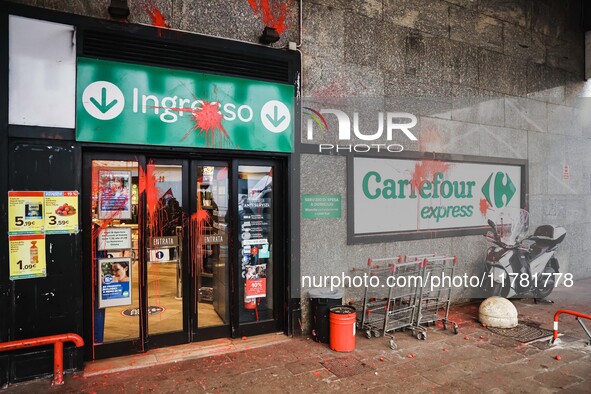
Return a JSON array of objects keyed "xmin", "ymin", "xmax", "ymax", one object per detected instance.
[
  {"xmin": 81, "ymin": 81, "xmax": 291, "ymax": 134},
  {"xmin": 481, "ymin": 172, "xmax": 516, "ymax": 208}
]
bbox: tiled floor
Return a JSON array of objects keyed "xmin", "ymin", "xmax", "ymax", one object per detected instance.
[{"xmin": 6, "ymin": 278, "xmax": 591, "ymax": 393}]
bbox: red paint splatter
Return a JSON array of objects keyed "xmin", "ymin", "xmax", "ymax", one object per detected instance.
[
  {"xmin": 410, "ymin": 160, "xmax": 451, "ymax": 191},
  {"xmin": 248, "ymin": 0, "xmax": 289, "ymax": 35},
  {"xmin": 163, "ymin": 101, "xmax": 232, "ymax": 148},
  {"xmin": 190, "ymin": 210, "xmax": 211, "ymax": 295},
  {"xmin": 479, "ymin": 198, "xmax": 491, "ymax": 217},
  {"xmin": 143, "ymin": 0, "xmax": 168, "ymax": 28},
  {"xmin": 146, "ymin": 163, "xmax": 163, "ymax": 238}
]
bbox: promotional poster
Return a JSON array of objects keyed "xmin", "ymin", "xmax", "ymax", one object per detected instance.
[{"xmin": 98, "ymin": 257, "xmax": 132, "ymax": 308}]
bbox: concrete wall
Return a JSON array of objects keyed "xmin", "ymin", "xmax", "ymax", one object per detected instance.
[
  {"xmin": 299, "ymin": 1, "xmax": 591, "ymax": 331},
  {"xmin": 7, "ymin": 0, "xmax": 591, "ymax": 329}
]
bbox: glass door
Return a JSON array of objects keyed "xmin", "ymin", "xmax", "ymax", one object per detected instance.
[
  {"xmin": 85, "ymin": 154, "xmax": 286, "ymax": 358},
  {"xmin": 86, "ymin": 154, "xmax": 191, "ymax": 359},
  {"xmin": 235, "ymin": 160, "xmax": 285, "ymax": 336},
  {"xmin": 145, "ymin": 159, "xmax": 189, "ymax": 348},
  {"xmin": 191, "ymin": 162, "xmax": 231, "ymax": 340}
]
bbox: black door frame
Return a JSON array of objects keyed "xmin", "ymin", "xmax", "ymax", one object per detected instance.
[
  {"xmin": 83, "ymin": 150, "xmax": 289, "ymax": 359},
  {"xmin": 233, "ymin": 158, "xmax": 286, "ymax": 338},
  {"xmin": 83, "ymin": 151, "xmax": 148, "ymax": 360},
  {"xmin": 143, "ymin": 157, "xmax": 191, "ymax": 350},
  {"xmin": 189, "ymin": 159, "xmax": 232, "ymax": 342}
]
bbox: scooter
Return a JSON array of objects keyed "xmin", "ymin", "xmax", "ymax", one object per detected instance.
[{"xmin": 484, "ymin": 210, "xmax": 566, "ymax": 300}]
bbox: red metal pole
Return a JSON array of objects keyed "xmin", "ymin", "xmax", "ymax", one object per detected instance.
[
  {"xmin": 53, "ymin": 341, "xmax": 64, "ymax": 386},
  {"xmin": 552, "ymin": 309, "xmax": 591, "ymax": 343},
  {"xmin": 0, "ymin": 333, "xmax": 84, "ymax": 386}
]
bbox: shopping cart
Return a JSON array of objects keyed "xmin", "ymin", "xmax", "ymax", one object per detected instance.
[
  {"xmin": 415, "ymin": 256, "xmax": 459, "ymax": 337},
  {"xmin": 382, "ymin": 258, "xmax": 426, "ymax": 350},
  {"xmin": 350, "ymin": 257, "xmax": 400, "ymax": 339}
]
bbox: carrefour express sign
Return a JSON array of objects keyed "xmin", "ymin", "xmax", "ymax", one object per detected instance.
[
  {"xmin": 76, "ymin": 57, "xmax": 294, "ymax": 152},
  {"xmin": 352, "ymin": 157, "xmax": 523, "ymax": 238}
]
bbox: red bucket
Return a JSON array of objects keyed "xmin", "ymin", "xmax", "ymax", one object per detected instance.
[{"xmin": 329, "ymin": 305, "xmax": 356, "ymax": 352}]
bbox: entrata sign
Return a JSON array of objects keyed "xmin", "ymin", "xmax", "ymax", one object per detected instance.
[
  {"xmin": 76, "ymin": 58, "xmax": 294, "ymax": 152},
  {"xmin": 352, "ymin": 157, "xmax": 522, "ymax": 237}
]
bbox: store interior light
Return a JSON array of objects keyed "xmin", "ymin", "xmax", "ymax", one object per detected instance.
[
  {"xmin": 108, "ymin": 0, "xmax": 130, "ymax": 19},
  {"xmin": 259, "ymin": 26, "xmax": 280, "ymax": 45}
]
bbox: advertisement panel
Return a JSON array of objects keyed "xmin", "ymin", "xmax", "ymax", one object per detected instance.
[
  {"xmin": 98, "ymin": 170, "xmax": 132, "ymax": 220},
  {"xmin": 353, "ymin": 157, "xmax": 522, "ymax": 236},
  {"xmin": 76, "ymin": 57, "xmax": 294, "ymax": 152},
  {"xmin": 98, "ymin": 257, "xmax": 132, "ymax": 308}
]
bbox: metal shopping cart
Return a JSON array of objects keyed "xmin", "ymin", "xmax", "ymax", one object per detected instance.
[
  {"xmin": 382, "ymin": 258, "xmax": 426, "ymax": 350},
  {"xmin": 415, "ymin": 255, "xmax": 459, "ymax": 337},
  {"xmin": 350, "ymin": 257, "xmax": 400, "ymax": 339}
]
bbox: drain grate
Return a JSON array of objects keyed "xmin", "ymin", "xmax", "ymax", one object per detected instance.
[
  {"xmin": 488, "ymin": 322, "xmax": 554, "ymax": 343},
  {"xmin": 321, "ymin": 355, "xmax": 374, "ymax": 378}
]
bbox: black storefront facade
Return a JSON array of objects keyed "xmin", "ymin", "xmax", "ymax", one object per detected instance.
[{"xmin": 0, "ymin": 3, "xmax": 301, "ymax": 385}]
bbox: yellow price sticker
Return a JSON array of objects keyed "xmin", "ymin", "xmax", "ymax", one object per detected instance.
[
  {"xmin": 9, "ymin": 234, "xmax": 47, "ymax": 280},
  {"xmin": 8, "ymin": 191, "xmax": 45, "ymax": 234},
  {"xmin": 44, "ymin": 191, "xmax": 79, "ymax": 234}
]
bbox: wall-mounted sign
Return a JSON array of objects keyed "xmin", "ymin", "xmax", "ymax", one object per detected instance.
[
  {"xmin": 97, "ymin": 227, "xmax": 132, "ymax": 250},
  {"xmin": 98, "ymin": 170, "xmax": 132, "ymax": 220},
  {"xmin": 44, "ymin": 191, "xmax": 79, "ymax": 234},
  {"xmin": 352, "ymin": 157, "xmax": 523, "ymax": 239},
  {"xmin": 76, "ymin": 57, "xmax": 294, "ymax": 153},
  {"xmin": 98, "ymin": 257, "xmax": 132, "ymax": 308},
  {"xmin": 302, "ymin": 194, "xmax": 341, "ymax": 218},
  {"xmin": 150, "ymin": 236, "xmax": 179, "ymax": 248},
  {"xmin": 8, "ymin": 191, "xmax": 44, "ymax": 234},
  {"xmin": 204, "ymin": 234, "xmax": 226, "ymax": 244},
  {"xmin": 9, "ymin": 234, "xmax": 46, "ymax": 280},
  {"xmin": 149, "ymin": 248, "xmax": 171, "ymax": 262}
]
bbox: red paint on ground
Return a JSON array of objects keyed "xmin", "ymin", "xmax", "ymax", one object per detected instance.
[
  {"xmin": 248, "ymin": 0, "xmax": 289, "ymax": 34},
  {"xmin": 143, "ymin": 0, "xmax": 169, "ymax": 28},
  {"xmin": 479, "ymin": 198, "xmax": 491, "ymax": 217},
  {"xmin": 410, "ymin": 160, "xmax": 451, "ymax": 191}
]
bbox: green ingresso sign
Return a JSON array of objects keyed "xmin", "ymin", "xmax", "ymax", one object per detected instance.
[
  {"xmin": 76, "ymin": 57, "xmax": 294, "ymax": 152},
  {"xmin": 302, "ymin": 195, "xmax": 341, "ymax": 219}
]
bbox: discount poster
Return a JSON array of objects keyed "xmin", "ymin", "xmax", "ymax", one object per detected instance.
[
  {"xmin": 8, "ymin": 191, "xmax": 45, "ymax": 234},
  {"xmin": 44, "ymin": 191, "xmax": 79, "ymax": 234},
  {"xmin": 9, "ymin": 234, "xmax": 47, "ymax": 280},
  {"xmin": 98, "ymin": 257, "xmax": 132, "ymax": 308},
  {"xmin": 245, "ymin": 263, "xmax": 267, "ymax": 298}
]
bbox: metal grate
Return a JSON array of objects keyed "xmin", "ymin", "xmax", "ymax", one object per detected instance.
[
  {"xmin": 81, "ymin": 30, "xmax": 291, "ymax": 83},
  {"xmin": 488, "ymin": 322, "xmax": 554, "ymax": 343},
  {"xmin": 320, "ymin": 355, "xmax": 374, "ymax": 378}
]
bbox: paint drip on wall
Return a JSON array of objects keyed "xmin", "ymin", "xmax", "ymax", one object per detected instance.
[
  {"xmin": 142, "ymin": 0, "xmax": 169, "ymax": 28},
  {"xmin": 247, "ymin": 0, "xmax": 289, "ymax": 35},
  {"xmin": 410, "ymin": 160, "xmax": 452, "ymax": 191}
]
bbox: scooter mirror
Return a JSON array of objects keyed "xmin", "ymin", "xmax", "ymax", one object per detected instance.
[{"xmin": 487, "ymin": 219, "xmax": 496, "ymax": 229}]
